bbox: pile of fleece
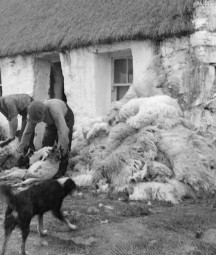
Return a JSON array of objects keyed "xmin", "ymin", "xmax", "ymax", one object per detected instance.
[{"xmin": 69, "ymin": 94, "xmax": 216, "ymax": 204}]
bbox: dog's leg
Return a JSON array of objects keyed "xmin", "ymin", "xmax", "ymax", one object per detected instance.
[
  {"xmin": 52, "ymin": 209, "xmax": 77, "ymax": 230},
  {"xmin": 37, "ymin": 215, "xmax": 47, "ymax": 236},
  {"xmin": 1, "ymin": 229, "xmax": 13, "ymax": 255},
  {"xmin": 20, "ymin": 225, "xmax": 30, "ymax": 255},
  {"xmin": 1, "ymin": 214, "xmax": 16, "ymax": 255}
]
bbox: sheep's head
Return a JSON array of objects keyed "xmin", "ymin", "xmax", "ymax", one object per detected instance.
[
  {"xmin": 46, "ymin": 148, "xmax": 61, "ymax": 163},
  {"xmin": 204, "ymin": 96, "xmax": 216, "ymax": 113}
]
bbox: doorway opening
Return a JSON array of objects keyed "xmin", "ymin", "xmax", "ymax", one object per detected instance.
[{"xmin": 49, "ymin": 62, "xmax": 67, "ymax": 102}]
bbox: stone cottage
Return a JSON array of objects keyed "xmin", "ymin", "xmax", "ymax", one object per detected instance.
[{"xmin": 0, "ymin": 0, "xmax": 215, "ymax": 146}]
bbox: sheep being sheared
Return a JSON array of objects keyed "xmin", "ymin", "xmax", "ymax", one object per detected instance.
[
  {"xmin": 0, "ymin": 147, "xmax": 61, "ymax": 186},
  {"xmin": 29, "ymin": 146, "xmax": 52, "ymax": 165},
  {"xmin": 0, "ymin": 137, "xmax": 19, "ymax": 170}
]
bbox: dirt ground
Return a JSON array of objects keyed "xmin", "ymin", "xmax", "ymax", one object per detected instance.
[{"xmin": 0, "ymin": 187, "xmax": 216, "ymax": 255}]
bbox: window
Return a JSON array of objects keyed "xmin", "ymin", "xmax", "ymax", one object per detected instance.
[{"xmin": 112, "ymin": 56, "xmax": 133, "ymax": 101}]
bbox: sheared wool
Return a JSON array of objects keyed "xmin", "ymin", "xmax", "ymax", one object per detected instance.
[
  {"xmin": 86, "ymin": 122, "xmax": 110, "ymax": 140},
  {"xmin": 68, "ymin": 94, "xmax": 216, "ymax": 202},
  {"xmin": 0, "ymin": 167, "xmax": 27, "ymax": 180},
  {"xmin": 158, "ymin": 127, "xmax": 216, "ymax": 191},
  {"xmin": 118, "ymin": 95, "xmax": 182, "ymax": 129},
  {"xmin": 129, "ymin": 161, "xmax": 173, "ymax": 183},
  {"xmin": 128, "ymin": 162, "xmax": 148, "ymax": 183},
  {"xmin": 147, "ymin": 161, "xmax": 173, "ymax": 180},
  {"xmin": 0, "ymin": 137, "xmax": 19, "ymax": 157},
  {"xmin": 79, "ymin": 116, "xmax": 107, "ymax": 139},
  {"xmin": 96, "ymin": 178, "xmax": 109, "ymax": 193},
  {"xmin": 72, "ymin": 173, "xmax": 94, "ymax": 187},
  {"xmin": 129, "ymin": 179, "xmax": 191, "ymax": 204}
]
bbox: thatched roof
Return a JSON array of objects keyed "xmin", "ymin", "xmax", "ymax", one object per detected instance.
[{"xmin": 0, "ymin": 0, "xmax": 197, "ymax": 58}]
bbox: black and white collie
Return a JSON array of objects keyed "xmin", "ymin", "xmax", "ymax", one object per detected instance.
[{"xmin": 0, "ymin": 177, "xmax": 77, "ymax": 255}]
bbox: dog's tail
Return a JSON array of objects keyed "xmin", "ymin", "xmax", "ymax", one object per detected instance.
[{"xmin": 0, "ymin": 184, "xmax": 15, "ymax": 205}]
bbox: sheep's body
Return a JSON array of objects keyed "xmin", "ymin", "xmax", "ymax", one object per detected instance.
[
  {"xmin": 29, "ymin": 146, "xmax": 52, "ymax": 165},
  {"xmin": 25, "ymin": 157, "xmax": 59, "ymax": 179},
  {"xmin": 0, "ymin": 147, "xmax": 60, "ymax": 185},
  {"xmin": 0, "ymin": 138, "xmax": 19, "ymax": 170}
]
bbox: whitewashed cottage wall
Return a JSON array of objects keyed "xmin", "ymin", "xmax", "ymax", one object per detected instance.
[
  {"xmin": 0, "ymin": 56, "xmax": 50, "ymax": 148},
  {"xmin": 60, "ymin": 41, "xmax": 159, "ymax": 128}
]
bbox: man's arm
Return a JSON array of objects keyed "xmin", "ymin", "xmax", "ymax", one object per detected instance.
[
  {"xmin": 17, "ymin": 119, "xmax": 36, "ymax": 152},
  {"xmin": 8, "ymin": 116, "xmax": 18, "ymax": 138},
  {"xmin": 49, "ymin": 104, "xmax": 69, "ymax": 155}
]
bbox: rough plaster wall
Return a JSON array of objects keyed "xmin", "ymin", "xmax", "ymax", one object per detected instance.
[
  {"xmin": 0, "ymin": 56, "xmax": 35, "ymax": 137},
  {"xmin": 161, "ymin": 0, "xmax": 216, "ymax": 133},
  {"xmin": 95, "ymin": 53, "xmax": 111, "ymax": 116},
  {"xmin": 60, "ymin": 49, "xmax": 96, "ymax": 127},
  {"xmin": 32, "ymin": 59, "xmax": 50, "ymax": 150},
  {"xmin": 0, "ymin": 56, "xmax": 35, "ymax": 96},
  {"xmin": 0, "ymin": 56, "xmax": 51, "ymax": 147},
  {"xmin": 60, "ymin": 41, "xmax": 160, "ymax": 129}
]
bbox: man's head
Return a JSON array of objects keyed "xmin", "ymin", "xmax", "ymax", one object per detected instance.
[{"xmin": 27, "ymin": 101, "xmax": 46, "ymax": 123}]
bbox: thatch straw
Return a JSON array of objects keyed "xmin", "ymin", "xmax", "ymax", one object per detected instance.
[{"xmin": 0, "ymin": 0, "xmax": 197, "ymax": 57}]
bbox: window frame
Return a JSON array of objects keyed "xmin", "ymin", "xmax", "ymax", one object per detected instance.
[{"xmin": 111, "ymin": 55, "xmax": 133, "ymax": 101}]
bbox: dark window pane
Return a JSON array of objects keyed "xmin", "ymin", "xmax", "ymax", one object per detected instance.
[
  {"xmin": 117, "ymin": 86, "xmax": 129, "ymax": 100},
  {"xmin": 114, "ymin": 59, "xmax": 127, "ymax": 84},
  {"xmin": 128, "ymin": 58, "xmax": 133, "ymax": 83}
]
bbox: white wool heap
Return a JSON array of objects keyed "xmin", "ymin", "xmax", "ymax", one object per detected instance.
[
  {"xmin": 118, "ymin": 95, "xmax": 183, "ymax": 129},
  {"xmin": 69, "ymin": 93, "xmax": 216, "ymax": 204},
  {"xmin": 129, "ymin": 179, "xmax": 193, "ymax": 204},
  {"xmin": 86, "ymin": 122, "xmax": 110, "ymax": 140}
]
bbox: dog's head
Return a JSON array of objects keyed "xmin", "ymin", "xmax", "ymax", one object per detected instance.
[
  {"xmin": 57, "ymin": 177, "xmax": 77, "ymax": 195},
  {"xmin": 204, "ymin": 95, "xmax": 216, "ymax": 113}
]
